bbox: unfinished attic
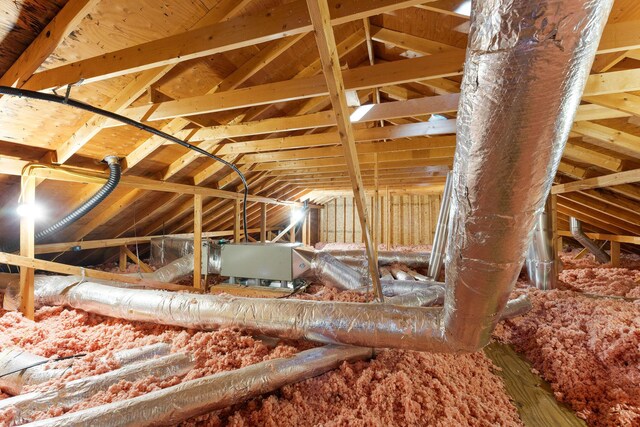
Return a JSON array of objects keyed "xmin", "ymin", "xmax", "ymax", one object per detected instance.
[{"xmin": 0, "ymin": 0, "xmax": 639, "ymax": 425}]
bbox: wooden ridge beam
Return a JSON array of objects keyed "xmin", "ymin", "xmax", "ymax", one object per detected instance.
[{"xmin": 22, "ymin": 0, "xmax": 427, "ymax": 91}]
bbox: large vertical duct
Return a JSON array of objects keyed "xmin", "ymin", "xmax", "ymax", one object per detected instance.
[
  {"xmin": 526, "ymin": 198, "xmax": 559, "ymax": 290},
  {"xmin": 427, "ymin": 171, "xmax": 453, "ymax": 280},
  {"xmin": 569, "ymin": 217, "xmax": 611, "ymax": 264},
  {"xmin": 443, "ymin": 0, "xmax": 613, "ymax": 351}
]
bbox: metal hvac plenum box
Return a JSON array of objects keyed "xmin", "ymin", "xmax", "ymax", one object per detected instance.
[{"xmin": 219, "ymin": 243, "xmax": 302, "ymax": 281}]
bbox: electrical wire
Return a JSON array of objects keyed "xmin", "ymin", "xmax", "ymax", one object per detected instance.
[
  {"xmin": 0, "ymin": 353, "xmax": 87, "ymax": 379},
  {"xmin": 0, "ymin": 85, "xmax": 249, "ymax": 242}
]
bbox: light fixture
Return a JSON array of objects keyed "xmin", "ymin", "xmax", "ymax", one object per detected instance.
[
  {"xmin": 349, "ymin": 104, "xmax": 374, "ymax": 123},
  {"xmin": 16, "ymin": 203, "xmax": 45, "ymax": 220},
  {"xmin": 290, "ymin": 208, "xmax": 305, "ymax": 224}
]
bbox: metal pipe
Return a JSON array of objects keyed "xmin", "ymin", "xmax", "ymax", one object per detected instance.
[
  {"xmin": 569, "ymin": 217, "xmax": 611, "ymax": 264},
  {"xmin": 21, "ymin": 345, "xmax": 371, "ymax": 427},
  {"xmin": 526, "ymin": 198, "xmax": 559, "ymax": 290},
  {"xmin": 427, "ymin": 171, "xmax": 453, "ymax": 280},
  {"xmin": 443, "ymin": 0, "xmax": 613, "ymax": 351}
]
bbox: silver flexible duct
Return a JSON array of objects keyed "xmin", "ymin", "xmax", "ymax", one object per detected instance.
[
  {"xmin": 1, "ymin": 353, "xmax": 193, "ymax": 425},
  {"xmin": 22, "ymin": 345, "xmax": 371, "ymax": 427},
  {"xmin": 569, "ymin": 217, "xmax": 611, "ymax": 264},
  {"xmin": 427, "ymin": 171, "xmax": 453, "ymax": 280},
  {"xmin": 390, "ymin": 267, "xmax": 413, "ymax": 281},
  {"xmin": 442, "ymin": 0, "xmax": 613, "ymax": 351},
  {"xmin": 319, "ymin": 250, "xmax": 431, "ymax": 269},
  {"xmin": 31, "ymin": 280, "xmax": 452, "ymax": 351},
  {"xmin": 0, "ymin": 349, "xmax": 61, "ymax": 395}
]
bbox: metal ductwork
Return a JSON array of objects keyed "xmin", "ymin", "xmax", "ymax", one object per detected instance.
[
  {"xmin": 569, "ymin": 217, "xmax": 611, "ymax": 264},
  {"xmin": 442, "ymin": 0, "xmax": 613, "ymax": 351},
  {"xmin": 525, "ymin": 198, "xmax": 559, "ymax": 290},
  {"xmin": 427, "ymin": 171, "xmax": 453, "ymax": 280}
]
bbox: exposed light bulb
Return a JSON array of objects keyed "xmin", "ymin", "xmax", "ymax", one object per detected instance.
[
  {"xmin": 290, "ymin": 208, "xmax": 305, "ymax": 224},
  {"xmin": 16, "ymin": 203, "xmax": 45, "ymax": 220}
]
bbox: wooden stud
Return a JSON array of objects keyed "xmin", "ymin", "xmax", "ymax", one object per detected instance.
[
  {"xmin": 19, "ymin": 175, "xmax": 36, "ymax": 320},
  {"xmin": 610, "ymin": 241, "xmax": 621, "ymax": 267},
  {"xmin": 119, "ymin": 246, "xmax": 127, "ymax": 272},
  {"xmin": 193, "ymin": 194, "xmax": 203, "ymax": 289},
  {"xmin": 260, "ymin": 203, "xmax": 268, "ymax": 242}
]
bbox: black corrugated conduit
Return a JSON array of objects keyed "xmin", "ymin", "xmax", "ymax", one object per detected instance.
[
  {"xmin": 34, "ymin": 156, "xmax": 121, "ymax": 242},
  {"xmin": 0, "ymin": 85, "xmax": 249, "ymax": 242}
]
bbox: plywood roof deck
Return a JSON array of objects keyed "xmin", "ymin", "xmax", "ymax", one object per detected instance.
[{"xmin": 0, "ymin": 0, "xmax": 638, "ymax": 255}]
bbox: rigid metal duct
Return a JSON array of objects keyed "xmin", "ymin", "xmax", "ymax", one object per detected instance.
[
  {"xmin": 22, "ymin": 345, "xmax": 371, "ymax": 427},
  {"xmin": 443, "ymin": 0, "xmax": 613, "ymax": 351},
  {"xmin": 427, "ymin": 171, "xmax": 453, "ymax": 280},
  {"xmin": 569, "ymin": 217, "xmax": 611, "ymax": 264},
  {"xmin": 525, "ymin": 198, "xmax": 559, "ymax": 290}
]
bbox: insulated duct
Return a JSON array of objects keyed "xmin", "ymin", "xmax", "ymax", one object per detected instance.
[
  {"xmin": 20, "ymin": 277, "xmax": 532, "ymax": 352},
  {"xmin": 319, "ymin": 250, "xmax": 430, "ymax": 269},
  {"xmin": 525, "ymin": 198, "xmax": 559, "ymax": 290},
  {"xmin": 427, "ymin": 171, "xmax": 453, "ymax": 280},
  {"xmin": 442, "ymin": 0, "xmax": 613, "ymax": 351},
  {"xmin": 34, "ymin": 156, "xmax": 121, "ymax": 242},
  {"xmin": 569, "ymin": 217, "xmax": 611, "ymax": 264},
  {"xmin": 0, "ymin": 353, "xmax": 193, "ymax": 424},
  {"xmin": 22, "ymin": 345, "xmax": 371, "ymax": 427}
]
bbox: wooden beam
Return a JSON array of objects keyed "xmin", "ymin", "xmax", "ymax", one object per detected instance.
[
  {"xmin": 0, "ymin": 0, "xmax": 98, "ymax": 88},
  {"xmin": 34, "ymin": 229, "xmax": 273, "ymax": 254},
  {"xmin": 558, "ymin": 231, "xmax": 640, "ymax": 245},
  {"xmin": 22, "ymin": 0, "xmax": 427, "ymax": 91},
  {"xmin": 11, "ymin": 163, "xmax": 318, "ymax": 208},
  {"xmin": 119, "ymin": 246, "xmax": 127, "ymax": 272},
  {"xmin": 193, "ymin": 194, "xmax": 203, "ymax": 289},
  {"xmin": 112, "ymin": 51, "xmax": 464, "ymax": 123},
  {"xmin": 19, "ymin": 176, "xmax": 36, "ymax": 319},
  {"xmin": 307, "ymin": 0, "xmax": 382, "ymax": 301},
  {"xmin": 0, "ymin": 252, "xmax": 198, "ymax": 293},
  {"xmin": 370, "ymin": 24, "xmax": 462, "ymax": 55},
  {"xmin": 610, "ymin": 241, "xmax": 620, "ymax": 267},
  {"xmin": 552, "ymin": 169, "xmax": 640, "ymax": 194},
  {"xmin": 583, "ymin": 92, "xmax": 640, "ymax": 117},
  {"xmin": 571, "ymin": 121, "xmax": 640, "ymax": 159},
  {"xmin": 260, "ymin": 203, "xmax": 267, "ymax": 242},
  {"xmin": 122, "ymin": 246, "xmax": 153, "ymax": 273}
]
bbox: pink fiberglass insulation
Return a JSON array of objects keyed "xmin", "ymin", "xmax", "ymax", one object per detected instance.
[
  {"xmin": 188, "ymin": 350, "xmax": 523, "ymax": 427},
  {"xmin": 495, "ymin": 249, "xmax": 640, "ymax": 426},
  {"xmin": 0, "ymin": 307, "xmax": 300, "ymax": 425}
]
